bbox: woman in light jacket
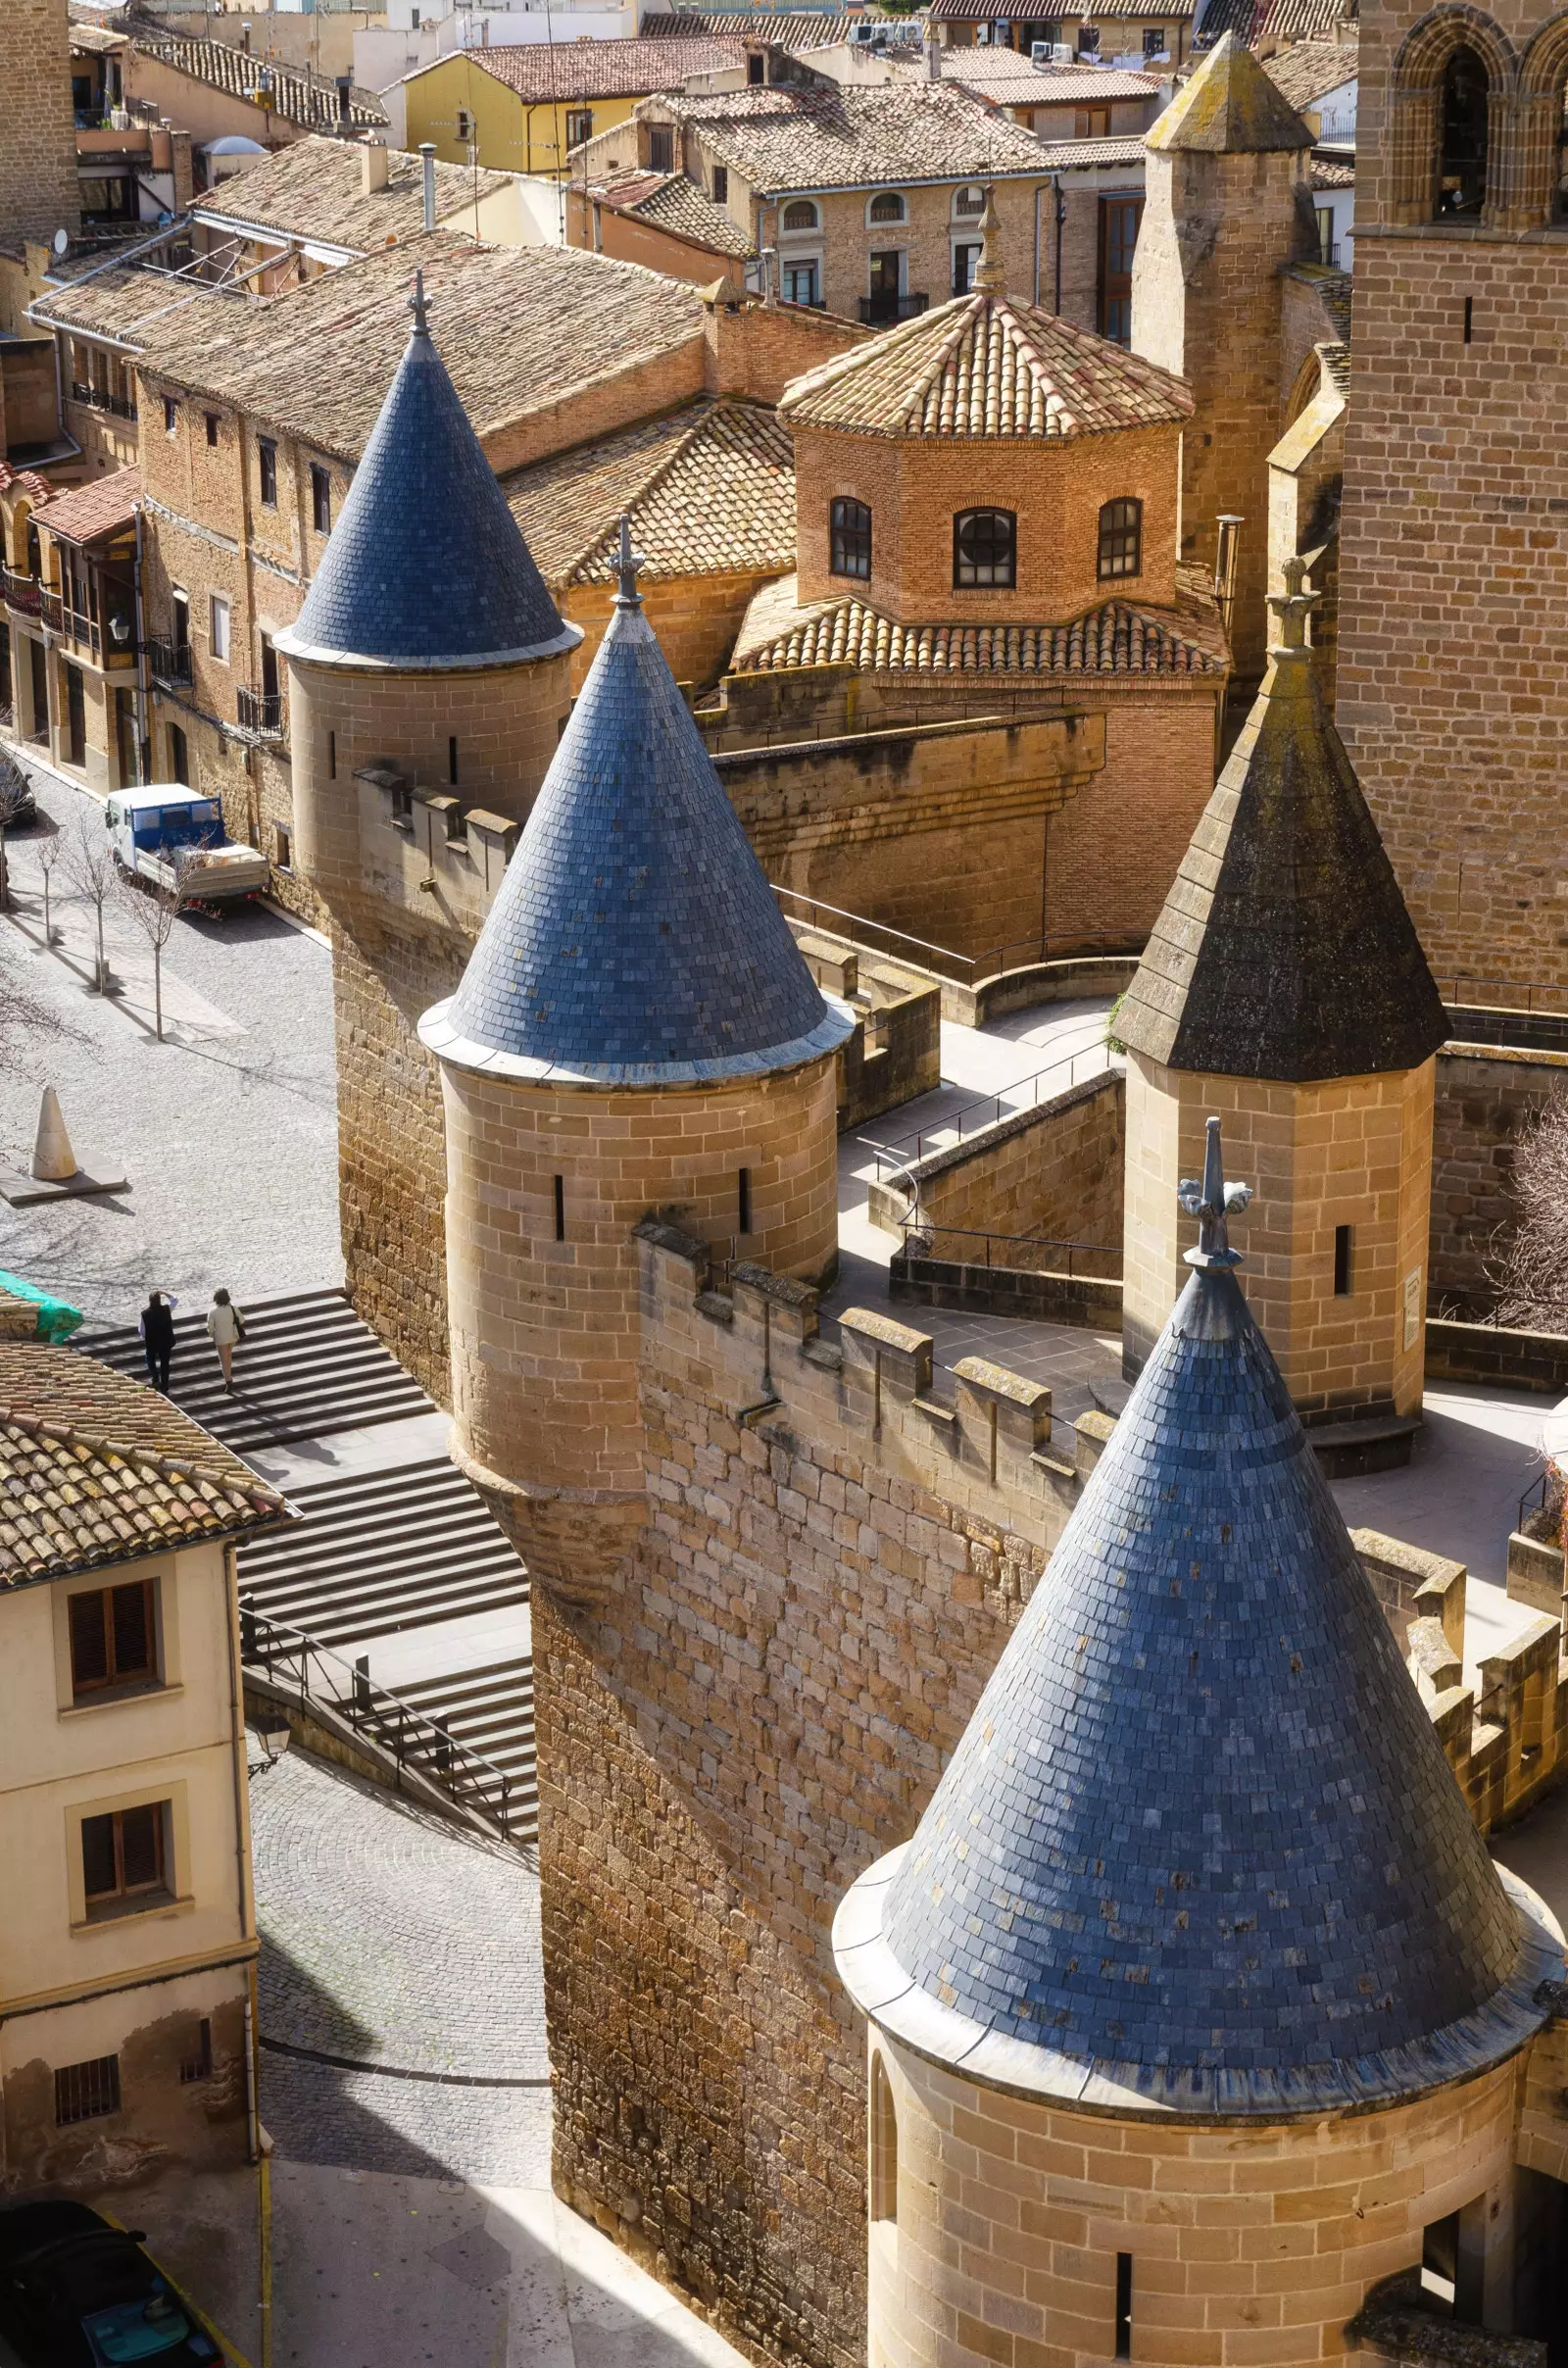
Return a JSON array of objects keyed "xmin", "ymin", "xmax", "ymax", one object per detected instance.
[{"xmin": 207, "ymin": 1287, "xmax": 244, "ymax": 1391}]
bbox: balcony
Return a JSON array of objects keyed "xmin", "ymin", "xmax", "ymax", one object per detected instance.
[
  {"xmin": 858, "ymin": 291, "xmax": 929, "ymax": 326},
  {"xmin": 38, "ymin": 585, "xmax": 63, "ymax": 634},
  {"xmin": 69, "ymin": 380, "xmax": 137, "ymax": 421},
  {"xmin": 2, "ymin": 568, "xmax": 41, "ymax": 618},
  {"xmin": 236, "ymin": 683, "xmax": 284, "ymax": 737},
  {"xmin": 146, "ymin": 634, "xmax": 193, "ymax": 687}
]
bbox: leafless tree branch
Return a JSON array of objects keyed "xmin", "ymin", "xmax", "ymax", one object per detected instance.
[{"xmin": 1490, "ymin": 1086, "xmax": 1568, "ymax": 1333}]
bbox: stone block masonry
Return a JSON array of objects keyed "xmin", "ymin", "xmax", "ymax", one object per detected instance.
[
  {"xmin": 1430, "ymin": 1042, "xmax": 1568, "ymax": 1316},
  {"xmin": 0, "ymin": 0, "xmax": 79, "ymax": 243}
]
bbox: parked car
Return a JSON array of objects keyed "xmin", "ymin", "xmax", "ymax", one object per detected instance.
[
  {"xmin": 0, "ymin": 2201, "xmax": 221, "ymax": 2366},
  {"xmin": 104, "ymin": 786, "xmax": 269, "ymax": 905}
]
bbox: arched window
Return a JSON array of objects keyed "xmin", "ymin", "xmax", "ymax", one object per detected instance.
[
  {"xmin": 869, "ymin": 2053, "xmax": 898, "ymax": 2224},
  {"xmin": 1098, "ymin": 497, "xmax": 1143, "ymax": 580},
  {"xmin": 953, "ymin": 182, "xmax": 986, "ymax": 219},
  {"xmin": 1437, "ymin": 45, "xmax": 1489, "ymax": 216},
  {"xmin": 868, "ymin": 189, "xmax": 906, "ymax": 223},
  {"xmin": 781, "ymin": 197, "xmax": 818, "ymax": 232},
  {"xmin": 830, "ymin": 496, "xmax": 872, "ymax": 581},
  {"xmin": 954, "ymin": 508, "xmax": 1015, "ymax": 588}
]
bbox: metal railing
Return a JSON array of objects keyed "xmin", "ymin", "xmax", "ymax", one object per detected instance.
[
  {"xmin": 900, "ymin": 1220, "xmax": 1122, "ymax": 1281},
  {"xmin": 859, "ymin": 291, "xmax": 929, "ymax": 325},
  {"xmin": 858, "ymin": 1035, "xmax": 1113, "ymax": 1180},
  {"xmin": 240, "ymin": 1599, "xmax": 529, "ymax": 1850},
  {"xmin": 2, "ymin": 568, "xmax": 41, "ymax": 618},
  {"xmin": 1439, "ymin": 974, "xmax": 1568, "ymax": 1019},
  {"xmin": 705, "ymin": 691, "xmax": 1072, "ymax": 752},
  {"xmin": 770, "ymin": 883, "xmax": 1138, "ymax": 990},
  {"xmin": 38, "ymin": 585, "xmax": 63, "ymax": 634},
  {"xmin": 1517, "ymin": 1470, "xmax": 1557, "ymax": 1539},
  {"xmin": 146, "ymin": 634, "xmax": 193, "ymax": 686},
  {"xmin": 69, "ymin": 381, "xmax": 137, "ymax": 420},
  {"xmin": 236, "ymin": 683, "xmax": 283, "ymax": 736}
]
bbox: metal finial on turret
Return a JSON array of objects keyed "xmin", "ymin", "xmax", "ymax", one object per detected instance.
[
  {"xmin": 410, "ymin": 269, "xmax": 430, "ymax": 336},
  {"xmin": 1178, "ymin": 1116, "xmax": 1252, "ymax": 1268},
  {"xmin": 1267, "ymin": 550, "xmax": 1317, "ymax": 652},
  {"xmin": 973, "ymin": 187, "xmax": 1005, "ymax": 294},
  {"xmin": 614, "ymin": 513, "xmax": 645, "ymax": 608}
]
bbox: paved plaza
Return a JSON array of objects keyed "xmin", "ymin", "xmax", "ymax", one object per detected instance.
[{"xmin": 0, "ymin": 756, "xmax": 340, "ymax": 1326}]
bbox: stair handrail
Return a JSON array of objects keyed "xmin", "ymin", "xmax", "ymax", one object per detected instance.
[{"xmin": 239, "ymin": 1596, "xmax": 525, "ymax": 1850}]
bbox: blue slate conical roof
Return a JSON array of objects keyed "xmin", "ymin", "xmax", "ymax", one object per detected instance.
[
  {"xmin": 276, "ymin": 282, "xmax": 578, "ymax": 672},
  {"xmin": 420, "ymin": 543, "xmax": 852, "ymax": 1086},
  {"xmin": 841, "ymin": 1125, "xmax": 1550, "ymax": 2114}
]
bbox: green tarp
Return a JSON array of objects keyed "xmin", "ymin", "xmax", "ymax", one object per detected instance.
[{"xmin": 0, "ymin": 1267, "xmax": 84, "ymax": 1344}]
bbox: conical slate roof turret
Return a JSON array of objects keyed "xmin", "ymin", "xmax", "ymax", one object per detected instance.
[
  {"xmin": 834, "ymin": 1121, "xmax": 1560, "ymax": 2116},
  {"xmin": 1147, "ymin": 30, "xmax": 1313, "ymax": 152},
  {"xmin": 419, "ymin": 523, "xmax": 853, "ymax": 1086},
  {"xmin": 1115, "ymin": 561, "xmax": 1448, "ymax": 1081},
  {"xmin": 276, "ymin": 274, "xmax": 579, "ymax": 672}
]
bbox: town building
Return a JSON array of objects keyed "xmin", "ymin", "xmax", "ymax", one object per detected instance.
[
  {"xmin": 123, "ymin": 31, "xmax": 387, "ymax": 162},
  {"xmin": 927, "ymin": 0, "xmax": 1196, "ymax": 67},
  {"xmin": 570, "ymin": 81, "xmax": 1064, "ymax": 319},
  {"xmin": 939, "ymin": 49, "xmax": 1161, "ymax": 134},
  {"xmin": 1263, "ymin": 24, "xmax": 1358, "ymax": 136},
  {"xmin": 564, "ymin": 166, "xmax": 758, "ymax": 289},
  {"xmin": 5, "ymin": 467, "xmax": 142, "ymax": 792},
  {"xmin": 0, "ymin": 1340, "xmax": 287, "ymax": 2195},
  {"xmin": 394, "ymin": 34, "xmax": 762, "ymax": 180},
  {"xmin": 1336, "ymin": 0, "xmax": 1568, "ymax": 991}
]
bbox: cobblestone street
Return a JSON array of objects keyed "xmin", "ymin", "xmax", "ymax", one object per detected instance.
[{"xmin": 0, "ymin": 754, "xmax": 341, "ymax": 1325}]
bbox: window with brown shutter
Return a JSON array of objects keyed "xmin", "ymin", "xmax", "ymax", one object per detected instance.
[
  {"xmin": 81, "ymin": 1801, "xmax": 170, "ymax": 1916},
  {"xmin": 68, "ymin": 1579, "xmax": 157, "ymax": 1700}
]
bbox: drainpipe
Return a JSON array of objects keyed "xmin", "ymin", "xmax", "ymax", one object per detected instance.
[
  {"xmin": 1033, "ymin": 180, "xmax": 1042, "ymax": 305},
  {"xmin": 132, "ymin": 499, "xmax": 151, "ymax": 782},
  {"xmin": 420, "ymin": 139, "xmax": 436, "ymax": 229},
  {"xmin": 1054, "ymin": 173, "xmax": 1065, "ymax": 314}
]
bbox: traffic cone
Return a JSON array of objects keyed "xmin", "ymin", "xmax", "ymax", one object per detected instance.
[{"xmin": 31, "ymin": 1088, "xmax": 78, "ymax": 1182}]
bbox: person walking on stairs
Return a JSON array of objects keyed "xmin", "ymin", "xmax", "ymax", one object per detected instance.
[
  {"xmin": 139, "ymin": 1291, "xmax": 175, "ymax": 1393},
  {"xmin": 207, "ymin": 1287, "xmax": 245, "ymax": 1392}
]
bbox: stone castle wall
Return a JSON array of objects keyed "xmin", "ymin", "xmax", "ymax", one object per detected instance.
[
  {"xmin": 1430, "ymin": 1043, "xmax": 1568, "ymax": 1316},
  {"xmin": 868, "ymin": 1070, "xmax": 1125, "ymax": 1261},
  {"xmin": 0, "ymin": 0, "xmax": 79, "ymax": 242}
]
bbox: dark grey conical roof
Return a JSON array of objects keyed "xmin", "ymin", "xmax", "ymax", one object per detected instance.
[
  {"xmin": 1116, "ymin": 575, "xmax": 1448, "ymax": 1082},
  {"xmin": 835, "ymin": 1132, "xmax": 1557, "ymax": 2115},
  {"xmin": 276, "ymin": 288, "xmax": 578, "ymax": 672},
  {"xmin": 420, "ymin": 557, "xmax": 852, "ymax": 1087}
]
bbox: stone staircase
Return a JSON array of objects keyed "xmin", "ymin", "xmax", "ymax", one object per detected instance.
[
  {"xmin": 74, "ymin": 1289, "xmax": 431, "ymax": 1456},
  {"xmin": 234, "ymin": 1457, "xmax": 529, "ymax": 1650},
  {"xmin": 336, "ymin": 1657, "xmax": 538, "ymax": 1837}
]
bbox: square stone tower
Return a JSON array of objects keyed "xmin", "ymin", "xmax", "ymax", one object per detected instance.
[
  {"xmin": 1116, "ymin": 563, "xmax": 1450, "ymax": 1468},
  {"xmin": 1339, "ymin": 0, "xmax": 1568, "ymax": 991},
  {"xmin": 1, "ymin": 0, "xmax": 79, "ymax": 244},
  {"xmin": 1132, "ymin": 33, "xmax": 1318, "ymax": 685}
]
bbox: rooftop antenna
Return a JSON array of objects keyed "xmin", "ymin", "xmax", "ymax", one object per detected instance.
[{"xmin": 1178, "ymin": 1116, "xmax": 1252, "ymax": 1268}]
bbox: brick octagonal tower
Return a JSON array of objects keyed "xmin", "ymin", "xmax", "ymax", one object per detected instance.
[{"xmin": 835, "ymin": 1122, "xmax": 1563, "ymax": 2368}]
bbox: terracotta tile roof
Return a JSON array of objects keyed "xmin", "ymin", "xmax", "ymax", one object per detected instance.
[
  {"xmin": 0, "ymin": 462, "xmax": 57, "ymax": 501},
  {"xmin": 70, "ymin": 21, "xmax": 129, "ymax": 53},
  {"xmin": 1320, "ymin": 338, "xmax": 1349, "ymax": 394},
  {"xmin": 591, "ymin": 169, "xmax": 757, "ymax": 257},
  {"xmin": 929, "ymin": 0, "xmax": 1195, "ymax": 17},
  {"xmin": 1265, "ymin": 31, "xmax": 1357, "ymax": 105},
  {"xmin": 192, "ymin": 133, "xmax": 511, "ymax": 249},
  {"xmin": 0, "ymin": 1344, "xmax": 288, "ymax": 1586},
  {"xmin": 1309, "ymin": 153, "xmax": 1354, "ymax": 186},
  {"xmin": 30, "ymin": 255, "xmax": 243, "ymax": 354},
  {"xmin": 458, "ymin": 35, "xmax": 748, "ymax": 102},
  {"xmin": 731, "ymin": 568, "xmax": 1228, "ymax": 675},
  {"xmin": 779, "ymin": 288, "xmax": 1192, "ymax": 438},
  {"xmin": 1033, "ymin": 131, "xmax": 1148, "ymax": 164},
  {"xmin": 144, "ymin": 232, "xmax": 706, "ymax": 463},
  {"xmin": 658, "ymin": 81, "xmax": 1056, "ymax": 189},
  {"xmin": 1284, "ymin": 258, "xmax": 1351, "ymax": 338},
  {"xmin": 641, "ymin": 11, "xmax": 851, "ymax": 47},
  {"xmin": 505, "ymin": 397, "xmax": 794, "ymax": 584},
  {"xmin": 132, "ymin": 33, "xmax": 387, "ymax": 132},
  {"xmin": 1256, "ymin": 0, "xmax": 1353, "ymax": 41},
  {"xmin": 31, "ymin": 467, "xmax": 140, "ymax": 545},
  {"xmin": 945, "ymin": 57, "xmax": 1158, "ymax": 101}
]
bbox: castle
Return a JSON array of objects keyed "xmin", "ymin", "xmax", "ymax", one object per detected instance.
[{"xmin": 279, "ymin": 227, "xmax": 1568, "ymax": 2366}]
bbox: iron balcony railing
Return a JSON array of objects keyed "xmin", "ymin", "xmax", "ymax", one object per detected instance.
[
  {"xmin": 236, "ymin": 683, "xmax": 284, "ymax": 736},
  {"xmin": 858, "ymin": 290, "xmax": 929, "ymax": 326},
  {"xmin": 2, "ymin": 568, "xmax": 41, "ymax": 618},
  {"xmin": 240, "ymin": 1599, "xmax": 530, "ymax": 1850},
  {"xmin": 146, "ymin": 634, "xmax": 193, "ymax": 686},
  {"xmin": 38, "ymin": 585, "xmax": 63, "ymax": 634},
  {"xmin": 70, "ymin": 381, "xmax": 137, "ymax": 420}
]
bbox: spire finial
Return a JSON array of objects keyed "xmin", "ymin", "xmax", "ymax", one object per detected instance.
[
  {"xmin": 973, "ymin": 186, "xmax": 1005, "ymax": 294},
  {"xmin": 1267, "ymin": 551, "xmax": 1316, "ymax": 652},
  {"xmin": 1178, "ymin": 1116, "xmax": 1252, "ymax": 1268},
  {"xmin": 410, "ymin": 269, "xmax": 430, "ymax": 336},
  {"xmin": 614, "ymin": 512, "xmax": 645, "ymax": 608}
]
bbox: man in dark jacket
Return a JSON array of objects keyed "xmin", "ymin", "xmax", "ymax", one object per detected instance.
[{"xmin": 139, "ymin": 1291, "xmax": 175, "ymax": 1392}]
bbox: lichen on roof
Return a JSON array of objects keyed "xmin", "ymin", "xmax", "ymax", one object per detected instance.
[{"xmin": 1147, "ymin": 30, "xmax": 1313, "ymax": 151}]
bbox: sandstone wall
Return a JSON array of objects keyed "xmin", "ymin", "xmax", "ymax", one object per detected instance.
[
  {"xmin": 1430, "ymin": 1043, "xmax": 1568, "ymax": 1317},
  {"xmin": 869, "ymin": 1070, "xmax": 1125, "ymax": 1266},
  {"xmin": 0, "ymin": 0, "xmax": 79, "ymax": 243}
]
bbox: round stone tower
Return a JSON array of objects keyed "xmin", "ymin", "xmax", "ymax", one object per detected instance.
[
  {"xmin": 274, "ymin": 275, "xmax": 583, "ymax": 1393},
  {"xmin": 834, "ymin": 1120, "xmax": 1563, "ymax": 2368},
  {"xmin": 1114, "ymin": 562, "xmax": 1449, "ymax": 1471},
  {"xmin": 419, "ymin": 524, "xmax": 853, "ymax": 1599}
]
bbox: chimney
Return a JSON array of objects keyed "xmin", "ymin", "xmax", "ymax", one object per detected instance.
[
  {"xmin": 239, "ymin": 22, "xmax": 251, "ymax": 52},
  {"xmin": 420, "ymin": 140, "xmax": 437, "ymax": 230},
  {"xmin": 926, "ymin": 30, "xmax": 942, "ymax": 76},
  {"xmin": 362, "ymin": 136, "xmax": 390, "ymax": 194}
]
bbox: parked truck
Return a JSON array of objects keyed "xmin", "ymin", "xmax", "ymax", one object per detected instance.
[{"xmin": 104, "ymin": 786, "xmax": 269, "ymax": 905}]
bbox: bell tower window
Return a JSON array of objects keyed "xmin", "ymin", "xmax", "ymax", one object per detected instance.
[
  {"xmin": 1437, "ymin": 46, "xmax": 1488, "ymax": 218},
  {"xmin": 830, "ymin": 497, "xmax": 872, "ymax": 581}
]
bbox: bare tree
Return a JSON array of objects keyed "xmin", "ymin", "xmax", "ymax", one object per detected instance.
[
  {"xmin": 118, "ymin": 852, "xmax": 193, "ymax": 1042},
  {"xmin": 1491, "ymin": 1086, "xmax": 1568, "ymax": 1334},
  {"xmin": 36, "ymin": 829, "xmax": 60, "ymax": 948},
  {"xmin": 0, "ymin": 747, "xmax": 34, "ymax": 913},
  {"xmin": 62, "ymin": 807, "xmax": 118, "ymax": 993}
]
